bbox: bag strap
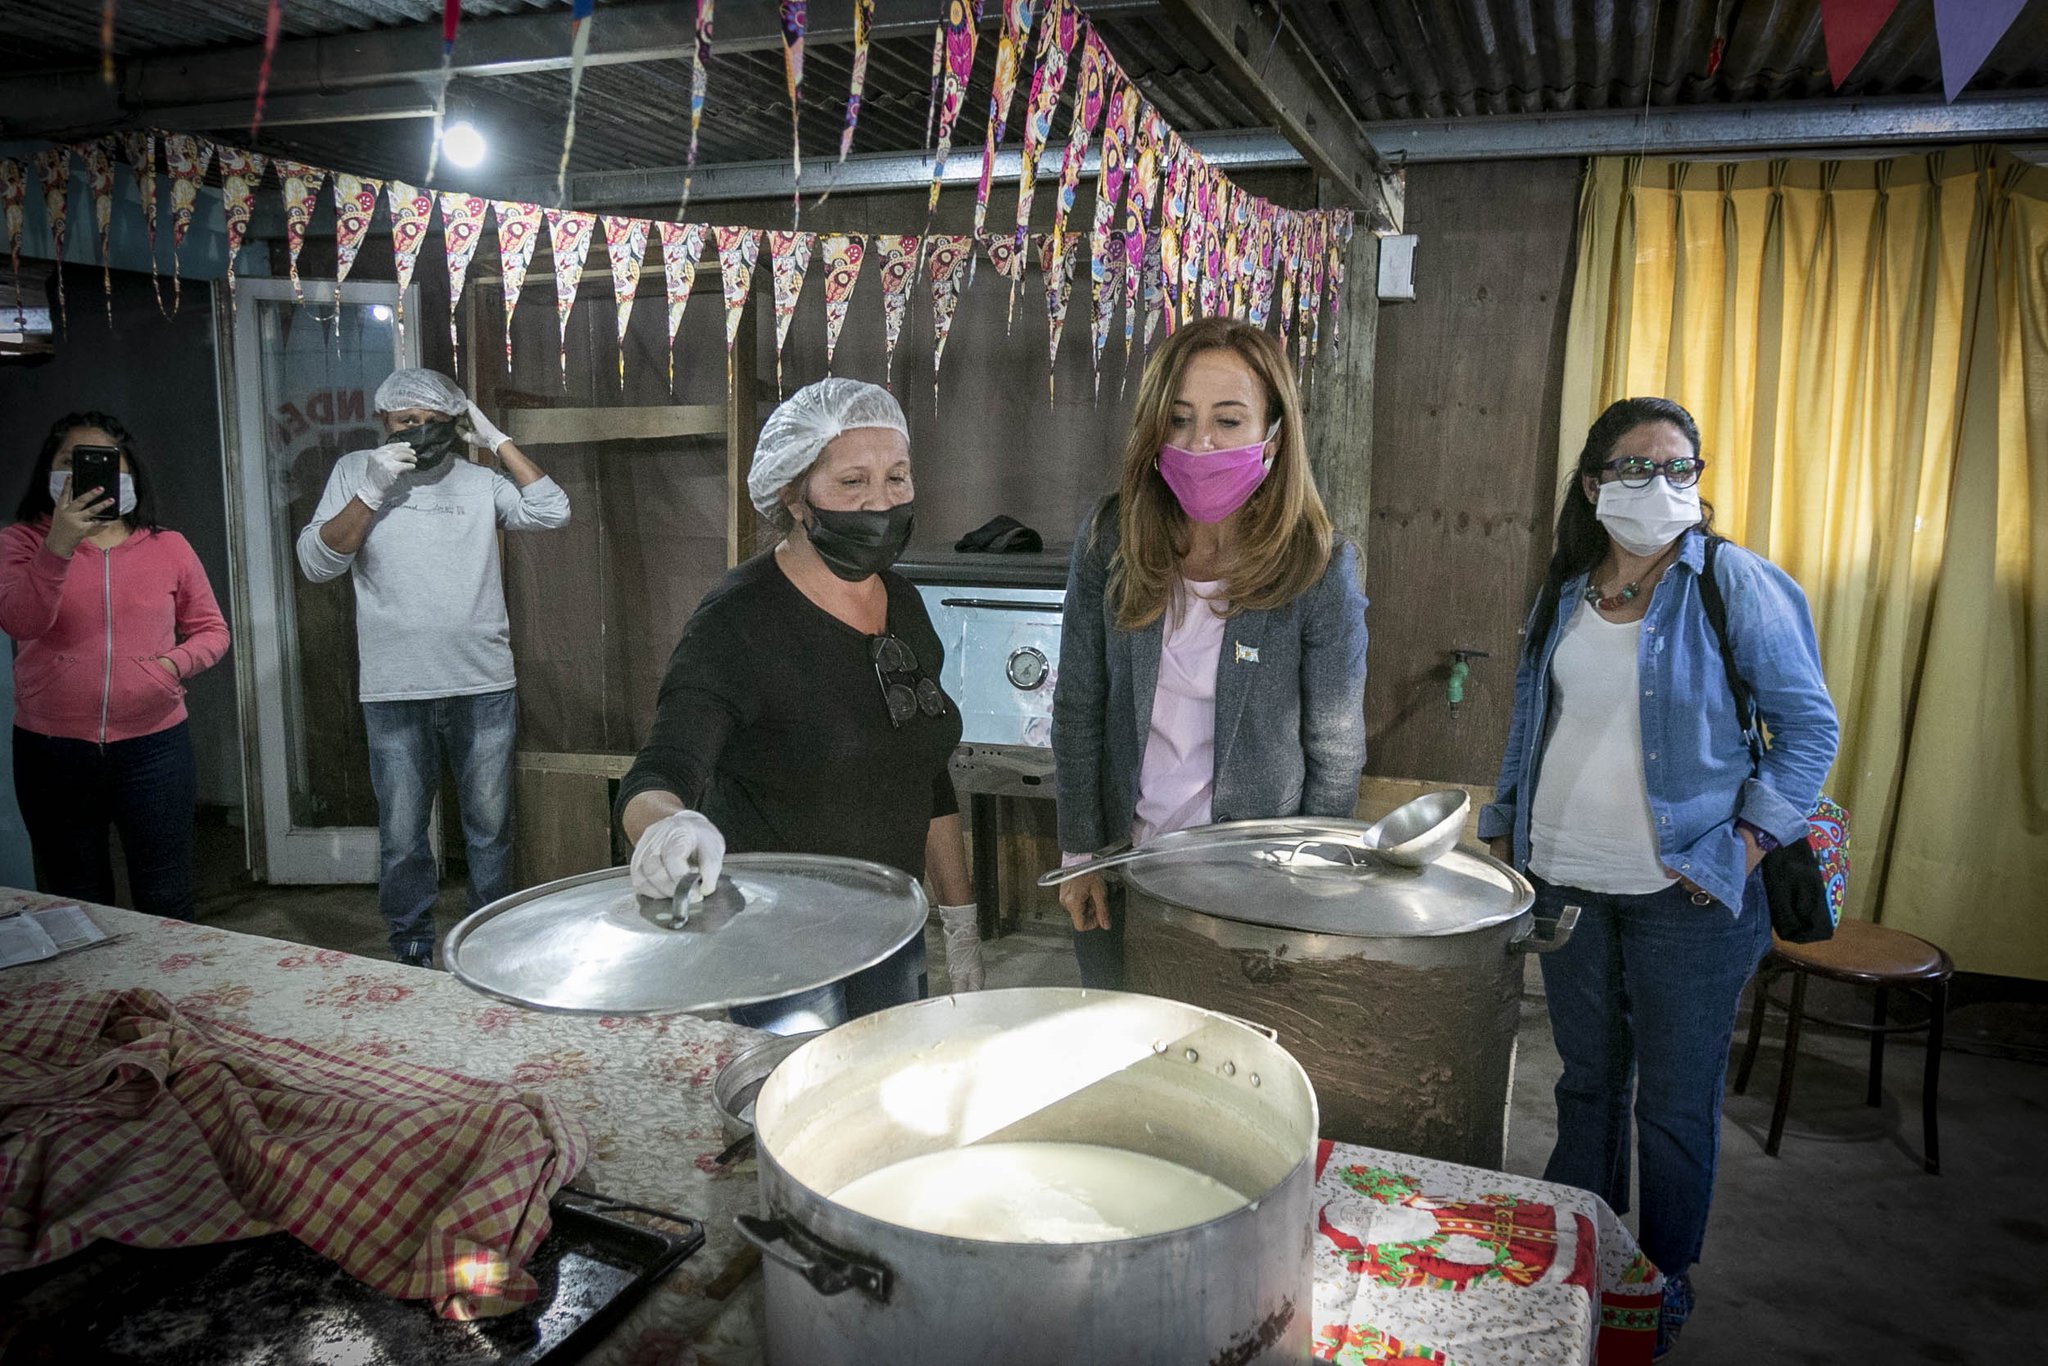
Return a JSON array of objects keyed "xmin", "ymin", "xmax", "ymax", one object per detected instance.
[{"xmin": 1697, "ymin": 536, "xmax": 1765, "ymax": 764}]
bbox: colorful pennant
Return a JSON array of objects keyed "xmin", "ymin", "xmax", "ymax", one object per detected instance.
[
  {"xmin": 824, "ymin": 0, "xmax": 874, "ymax": 193},
  {"xmin": 925, "ymin": 233, "xmax": 972, "ymax": 410},
  {"xmin": 1818, "ymin": 0, "xmax": 1900, "ymax": 89},
  {"xmin": 1047, "ymin": 28, "xmax": 1108, "ymax": 273},
  {"xmin": 385, "ymin": 179, "xmax": 433, "ymax": 341},
  {"xmin": 779, "ymin": 0, "xmax": 808, "ymax": 224},
  {"xmin": 714, "ymin": 225, "xmax": 761, "ymax": 371},
  {"xmin": 494, "ymin": 199, "xmax": 545, "ymax": 373},
  {"xmin": 657, "ymin": 220, "xmax": 706, "ymax": 391},
  {"xmin": 874, "ymin": 233, "xmax": 920, "ymax": 384},
  {"xmin": 924, "ymin": 0, "xmax": 979, "ymax": 225},
  {"xmin": 818, "ymin": 232, "xmax": 865, "ymax": 373},
  {"xmin": 115, "ymin": 131, "xmax": 163, "ymax": 312},
  {"xmin": 441, "ymin": 192, "xmax": 491, "ymax": 368},
  {"xmin": 250, "ymin": 0, "xmax": 285, "ymax": 137},
  {"xmin": 272, "ymin": 159, "xmax": 326, "ymax": 302},
  {"xmin": 546, "ymin": 207, "xmax": 597, "ymax": 384},
  {"xmin": 1140, "ymin": 230, "xmax": 1165, "ymax": 350},
  {"xmin": 161, "ymin": 133, "xmax": 212, "ymax": 314},
  {"xmin": 331, "ymin": 173, "xmax": 382, "ymax": 287},
  {"xmin": 1089, "ymin": 231, "xmax": 1124, "ymax": 399},
  {"xmin": 973, "ymin": 0, "xmax": 1038, "ymax": 250},
  {"xmin": 680, "ymin": 0, "xmax": 714, "ymax": 213},
  {"xmin": 556, "ymin": 0, "xmax": 598, "ymax": 206},
  {"xmin": 77, "ymin": 140, "xmax": 116, "ymax": 324},
  {"xmin": 214, "ymin": 147, "xmax": 266, "ymax": 312},
  {"xmin": 1042, "ymin": 230, "xmax": 1081, "ymax": 403},
  {"xmin": 1933, "ymin": 0, "xmax": 2027, "ymax": 102},
  {"xmin": 1010, "ymin": 0, "xmax": 1079, "ymax": 311},
  {"xmin": 0, "ymin": 159, "xmax": 25, "ymax": 328},
  {"xmin": 600, "ymin": 214, "xmax": 650, "ymax": 389},
  {"xmin": 1155, "ymin": 139, "xmax": 1188, "ymax": 334},
  {"xmin": 768, "ymin": 229, "xmax": 815, "ymax": 394},
  {"xmin": 985, "ymin": 232, "xmax": 1023, "ymax": 332},
  {"xmin": 1121, "ymin": 108, "xmax": 1164, "ymax": 376}
]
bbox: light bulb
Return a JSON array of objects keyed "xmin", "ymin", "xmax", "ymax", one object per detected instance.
[
  {"xmin": 440, "ymin": 120, "xmax": 487, "ymax": 170},
  {"xmin": 370, "ymin": 305, "xmax": 393, "ymax": 322}
]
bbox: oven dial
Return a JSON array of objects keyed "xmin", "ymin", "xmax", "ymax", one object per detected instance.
[{"xmin": 1006, "ymin": 646, "xmax": 1049, "ymax": 691}]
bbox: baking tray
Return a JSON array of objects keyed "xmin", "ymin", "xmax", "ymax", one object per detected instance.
[{"xmin": 0, "ymin": 1188, "xmax": 704, "ymax": 1364}]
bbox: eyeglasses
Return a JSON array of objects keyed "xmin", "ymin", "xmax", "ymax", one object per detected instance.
[
  {"xmin": 871, "ymin": 633, "xmax": 947, "ymax": 729},
  {"xmin": 1603, "ymin": 455, "xmax": 1706, "ymax": 489}
]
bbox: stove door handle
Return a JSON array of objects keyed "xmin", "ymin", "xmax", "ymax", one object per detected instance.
[{"xmin": 938, "ymin": 598, "xmax": 1066, "ymax": 612}]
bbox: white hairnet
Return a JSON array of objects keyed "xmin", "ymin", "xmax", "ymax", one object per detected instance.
[
  {"xmin": 748, "ymin": 378, "xmax": 909, "ymax": 515},
  {"xmin": 374, "ymin": 368, "xmax": 469, "ymax": 415}
]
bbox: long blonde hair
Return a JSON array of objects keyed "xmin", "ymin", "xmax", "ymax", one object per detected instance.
[{"xmin": 1106, "ymin": 317, "xmax": 1333, "ymax": 631}]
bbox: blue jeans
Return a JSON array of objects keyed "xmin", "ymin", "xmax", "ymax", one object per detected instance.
[
  {"xmin": 362, "ymin": 689, "xmax": 517, "ymax": 961},
  {"xmin": 13, "ymin": 723, "xmax": 197, "ymax": 921},
  {"xmin": 729, "ymin": 935, "xmax": 929, "ymax": 1034},
  {"xmin": 1533, "ymin": 870, "xmax": 1772, "ymax": 1279}
]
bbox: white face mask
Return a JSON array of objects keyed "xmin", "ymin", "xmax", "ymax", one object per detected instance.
[
  {"xmin": 1595, "ymin": 477, "xmax": 1700, "ymax": 556},
  {"xmin": 52, "ymin": 471, "xmax": 138, "ymax": 517}
]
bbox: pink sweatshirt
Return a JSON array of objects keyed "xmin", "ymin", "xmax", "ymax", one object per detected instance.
[{"xmin": 0, "ymin": 521, "xmax": 231, "ymax": 744}]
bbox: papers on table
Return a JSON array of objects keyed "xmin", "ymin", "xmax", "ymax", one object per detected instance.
[{"xmin": 0, "ymin": 904, "xmax": 110, "ymax": 967}]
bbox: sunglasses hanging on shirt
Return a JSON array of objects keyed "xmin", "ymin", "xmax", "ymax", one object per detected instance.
[{"xmin": 870, "ymin": 633, "xmax": 946, "ymax": 729}]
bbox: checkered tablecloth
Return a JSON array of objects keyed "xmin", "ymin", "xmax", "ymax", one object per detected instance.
[{"xmin": 0, "ymin": 893, "xmax": 1656, "ymax": 1364}]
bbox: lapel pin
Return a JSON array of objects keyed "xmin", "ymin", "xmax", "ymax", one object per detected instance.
[{"xmin": 1234, "ymin": 642, "xmax": 1260, "ymax": 664}]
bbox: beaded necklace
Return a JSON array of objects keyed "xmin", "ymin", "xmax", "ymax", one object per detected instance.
[{"xmin": 1584, "ymin": 542, "xmax": 1679, "ymax": 612}]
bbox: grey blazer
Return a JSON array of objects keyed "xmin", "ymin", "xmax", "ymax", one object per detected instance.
[{"xmin": 1052, "ymin": 500, "xmax": 1370, "ymax": 855}]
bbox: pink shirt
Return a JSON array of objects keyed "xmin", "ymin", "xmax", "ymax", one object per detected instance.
[{"xmin": 1131, "ymin": 579, "xmax": 1228, "ymax": 844}]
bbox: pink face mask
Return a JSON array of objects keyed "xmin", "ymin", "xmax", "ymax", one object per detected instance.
[{"xmin": 1157, "ymin": 423, "xmax": 1279, "ymax": 523}]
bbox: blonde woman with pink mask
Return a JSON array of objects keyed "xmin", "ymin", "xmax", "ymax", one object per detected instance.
[{"xmin": 1051, "ymin": 317, "xmax": 1369, "ymax": 988}]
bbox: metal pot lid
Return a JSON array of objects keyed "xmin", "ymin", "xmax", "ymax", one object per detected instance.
[
  {"xmin": 1120, "ymin": 819, "xmax": 1533, "ymax": 938},
  {"xmin": 444, "ymin": 854, "xmax": 928, "ymax": 1015}
]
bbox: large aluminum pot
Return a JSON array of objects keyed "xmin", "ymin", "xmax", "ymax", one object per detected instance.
[
  {"xmin": 738, "ymin": 987, "xmax": 1317, "ymax": 1366},
  {"xmin": 1121, "ymin": 824, "xmax": 1577, "ymax": 1170}
]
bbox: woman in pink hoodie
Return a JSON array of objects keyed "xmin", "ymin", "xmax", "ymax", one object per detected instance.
[{"xmin": 0, "ymin": 412, "xmax": 230, "ymax": 920}]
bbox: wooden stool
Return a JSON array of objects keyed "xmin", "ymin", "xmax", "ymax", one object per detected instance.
[{"xmin": 1733, "ymin": 919, "xmax": 1954, "ymax": 1174}]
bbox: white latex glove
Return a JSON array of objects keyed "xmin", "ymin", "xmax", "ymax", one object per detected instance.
[
  {"xmin": 630, "ymin": 809, "xmax": 726, "ymax": 903},
  {"xmin": 936, "ymin": 902, "xmax": 986, "ymax": 992},
  {"xmin": 463, "ymin": 399, "xmax": 511, "ymax": 453},
  {"xmin": 359, "ymin": 441, "xmax": 418, "ymax": 510}
]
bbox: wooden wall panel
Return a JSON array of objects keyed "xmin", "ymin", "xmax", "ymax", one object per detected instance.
[{"xmin": 1365, "ymin": 160, "xmax": 1583, "ymax": 786}]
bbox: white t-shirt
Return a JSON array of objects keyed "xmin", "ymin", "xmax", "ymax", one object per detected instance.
[{"xmin": 1527, "ymin": 603, "xmax": 1676, "ymax": 894}]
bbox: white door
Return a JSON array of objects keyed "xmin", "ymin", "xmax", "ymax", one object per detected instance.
[{"xmin": 218, "ymin": 278, "xmax": 418, "ymax": 882}]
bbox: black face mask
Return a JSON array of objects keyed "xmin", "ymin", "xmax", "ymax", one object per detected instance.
[
  {"xmin": 803, "ymin": 500, "xmax": 915, "ymax": 581},
  {"xmin": 400, "ymin": 417, "xmax": 465, "ymax": 471}
]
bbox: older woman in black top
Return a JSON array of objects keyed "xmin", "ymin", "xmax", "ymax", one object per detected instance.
[{"xmin": 617, "ymin": 379, "xmax": 978, "ymax": 1033}]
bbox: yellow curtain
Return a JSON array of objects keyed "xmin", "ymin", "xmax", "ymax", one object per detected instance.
[{"xmin": 1558, "ymin": 148, "xmax": 2048, "ymax": 979}]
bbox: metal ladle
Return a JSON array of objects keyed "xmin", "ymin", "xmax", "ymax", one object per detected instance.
[{"xmin": 1037, "ymin": 790, "xmax": 1472, "ymax": 887}]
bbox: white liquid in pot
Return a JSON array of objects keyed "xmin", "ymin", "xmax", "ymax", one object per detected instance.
[{"xmin": 828, "ymin": 1142, "xmax": 1248, "ymax": 1242}]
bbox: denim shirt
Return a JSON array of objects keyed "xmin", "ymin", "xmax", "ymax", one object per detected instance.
[{"xmin": 1479, "ymin": 529, "xmax": 1839, "ymax": 914}]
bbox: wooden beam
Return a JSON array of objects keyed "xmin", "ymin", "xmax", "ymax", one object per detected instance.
[
  {"xmin": 1153, "ymin": 0, "xmax": 1402, "ymax": 230},
  {"xmin": 1306, "ymin": 227, "xmax": 1379, "ymax": 573},
  {"xmin": 502, "ymin": 404, "xmax": 727, "ymax": 446}
]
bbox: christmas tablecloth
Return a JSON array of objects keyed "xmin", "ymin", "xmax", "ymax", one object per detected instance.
[{"xmin": 0, "ymin": 894, "xmax": 1657, "ymax": 1364}]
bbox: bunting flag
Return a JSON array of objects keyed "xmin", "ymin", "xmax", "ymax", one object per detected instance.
[
  {"xmin": 1249, "ymin": 202, "xmax": 1278, "ymax": 328},
  {"xmin": 1046, "ymin": 28, "xmax": 1108, "ymax": 273},
  {"xmin": 77, "ymin": 140, "xmax": 116, "ymax": 324},
  {"xmin": 1154, "ymin": 140, "xmax": 1188, "ymax": 334},
  {"xmin": 984, "ymin": 232, "xmax": 1023, "ymax": 332},
  {"xmin": 1298, "ymin": 213, "xmax": 1326, "ymax": 373},
  {"xmin": 1089, "ymin": 231, "xmax": 1123, "ymax": 399},
  {"xmin": 115, "ymin": 131, "xmax": 163, "ymax": 312},
  {"xmin": 924, "ymin": 0, "xmax": 979, "ymax": 225},
  {"xmin": 272, "ymin": 159, "xmax": 326, "ymax": 302},
  {"xmin": 680, "ymin": 0, "xmax": 714, "ymax": 214},
  {"xmin": 494, "ymin": 199, "xmax": 545, "ymax": 372},
  {"xmin": 161, "ymin": 134, "xmax": 212, "ymax": 315},
  {"xmin": 1933, "ymin": 0, "xmax": 2027, "ymax": 102},
  {"xmin": 386, "ymin": 179, "xmax": 433, "ymax": 341},
  {"xmin": 1091, "ymin": 78, "xmax": 1138, "ymax": 249},
  {"xmin": 424, "ymin": 0, "xmax": 464, "ymax": 186},
  {"xmin": 713, "ymin": 225, "xmax": 761, "ymax": 370},
  {"xmin": 441, "ymin": 192, "xmax": 491, "ymax": 367},
  {"xmin": 556, "ymin": 0, "xmax": 598, "ymax": 206},
  {"xmin": 820, "ymin": 0, "xmax": 873, "ymax": 201},
  {"xmin": 1276, "ymin": 211, "xmax": 1300, "ymax": 348},
  {"xmin": 332, "ymin": 174, "xmax": 382, "ymax": 287},
  {"xmin": 600, "ymin": 214, "xmax": 650, "ymax": 389},
  {"xmin": 925, "ymin": 232, "xmax": 972, "ymax": 409},
  {"xmin": 925, "ymin": 28, "xmax": 944, "ymax": 151},
  {"xmin": 1042, "ymin": 230, "xmax": 1081, "ymax": 403},
  {"xmin": 1010, "ymin": 0, "xmax": 1079, "ymax": 312},
  {"xmin": 1199, "ymin": 173, "xmax": 1228, "ymax": 320},
  {"xmin": 1121, "ymin": 108, "xmax": 1164, "ymax": 376},
  {"xmin": 1227, "ymin": 191, "xmax": 1254, "ymax": 320},
  {"xmin": 546, "ymin": 207, "xmax": 597, "ymax": 384},
  {"xmin": 251, "ymin": 0, "xmax": 285, "ymax": 137},
  {"xmin": 818, "ymin": 232, "xmax": 865, "ymax": 372},
  {"xmin": 768, "ymin": 228, "xmax": 815, "ymax": 394},
  {"xmin": 1325, "ymin": 211, "xmax": 1354, "ymax": 349},
  {"xmin": 1140, "ymin": 230, "xmax": 1165, "ymax": 349},
  {"xmin": 1183, "ymin": 159, "xmax": 1210, "ymax": 324},
  {"xmin": 657, "ymin": 220, "xmax": 706, "ymax": 392},
  {"xmin": 874, "ymin": 233, "xmax": 919, "ymax": 384},
  {"xmin": 215, "ymin": 147, "xmax": 266, "ymax": 312},
  {"xmin": 1818, "ymin": 0, "xmax": 1898, "ymax": 89},
  {"xmin": 0, "ymin": 159, "xmax": 25, "ymax": 328},
  {"xmin": 779, "ymin": 0, "xmax": 808, "ymax": 224},
  {"xmin": 973, "ymin": 0, "xmax": 1037, "ymax": 250}
]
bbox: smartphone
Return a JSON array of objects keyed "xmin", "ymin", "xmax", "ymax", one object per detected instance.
[{"xmin": 68, "ymin": 446, "xmax": 122, "ymax": 521}]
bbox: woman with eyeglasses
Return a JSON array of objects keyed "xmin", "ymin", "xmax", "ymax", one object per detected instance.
[
  {"xmin": 616, "ymin": 379, "xmax": 976, "ymax": 1032},
  {"xmin": 1480, "ymin": 396, "xmax": 1837, "ymax": 1359},
  {"xmin": 1052, "ymin": 316, "xmax": 1370, "ymax": 989}
]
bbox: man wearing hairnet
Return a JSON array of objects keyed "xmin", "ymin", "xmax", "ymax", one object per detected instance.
[
  {"xmin": 615, "ymin": 377, "xmax": 984, "ymax": 1025},
  {"xmin": 295, "ymin": 369, "xmax": 570, "ymax": 967}
]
